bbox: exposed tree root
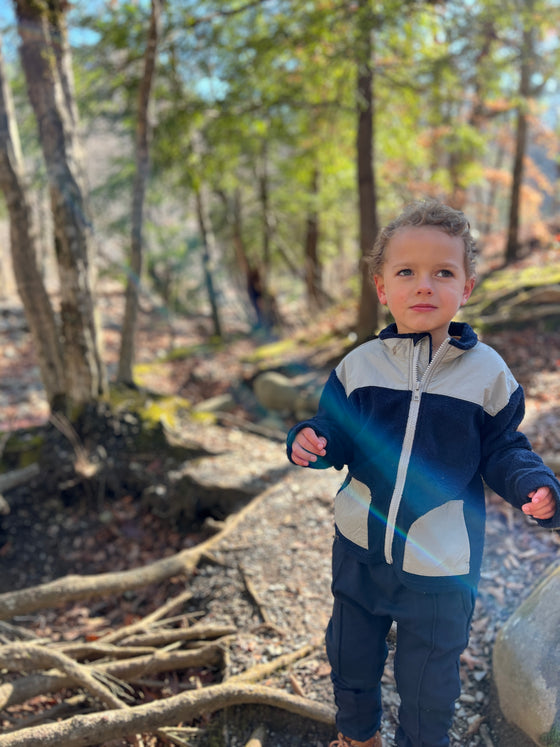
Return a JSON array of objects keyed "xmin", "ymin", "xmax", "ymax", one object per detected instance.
[
  {"xmin": 0, "ymin": 482, "xmax": 335, "ymax": 746},
  {"xmin": 0, "ymin": 485, "xmax": 273, "ymax": 620},
  {"xmin": 0, "ymin": 682, "xmax": 335, "ymax": 747},
  {"xmin": 0, "ymin": 642, "xmax": 129, "ymax": 710}
]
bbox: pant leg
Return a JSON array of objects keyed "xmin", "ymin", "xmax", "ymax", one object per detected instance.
[
  {"xmin": 326, "ymin": 538, "xmax": 393, "ymax": 741},
  {"xmin": 393, "ymin": 585, "xmax": 476, "ymax": 747}
]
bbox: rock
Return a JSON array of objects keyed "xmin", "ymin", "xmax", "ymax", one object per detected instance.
[
  {"xmin": 541, "ymin": 452, "xmax": 560, "ymax": 474},
  {"xmin": 493, "ymin": 564, "xmax": 560, "ymax": 746},
  {"xmin": 192, "ymin": 393, "xmax": 236, "ymax": 414},
  {"xmin": 294, "ymin": 390, "xmax": 321, "ymax": 421},
  {"xmin": 141, "ymin": 432, "xmax": 289, "ymax": 524},
  {"xmin": 253, "ymin": 372, "xmax": 299, "ymax": 413}
]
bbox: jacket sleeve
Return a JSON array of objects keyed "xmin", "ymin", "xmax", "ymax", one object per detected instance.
[
  {"xmin": 480, "ymin": 384, "xmax": 560, "ymax": 529},
  {"xmin": 286, "ymin": 369, "xmax": 357, "ymax": 470}
]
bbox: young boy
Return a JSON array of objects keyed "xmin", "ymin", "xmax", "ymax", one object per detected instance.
[{"xmin": 286, "ymin": 200, "xmax": 560, "ymax": 747}]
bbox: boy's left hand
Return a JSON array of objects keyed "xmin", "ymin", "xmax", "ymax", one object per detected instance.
[{"xmin": 522, "ymin": 487, "xmax": 557, "ymax": 520}]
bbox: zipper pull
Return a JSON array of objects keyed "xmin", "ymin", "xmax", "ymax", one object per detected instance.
[{"xmin": 413, "ymin": 381, "xmax": 421, "ymax": 401}]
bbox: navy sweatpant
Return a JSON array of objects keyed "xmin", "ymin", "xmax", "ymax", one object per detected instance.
[{"xmin": 325, "ymin": 536, "xmax": 475, "ymax": 746}]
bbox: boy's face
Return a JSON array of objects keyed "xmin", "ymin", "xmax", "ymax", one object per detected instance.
[{"xmin": 373, "ymin": 226, "xmax": 475, "ymax": 350}]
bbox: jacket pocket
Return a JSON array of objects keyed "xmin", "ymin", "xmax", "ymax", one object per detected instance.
[
  {"xmin": 334, "ymin": 477, "xmax": 371, "ymax": 550},
  {"xmin": 403, "ymin": 499, "xmax": 470, "ymax": 577}
]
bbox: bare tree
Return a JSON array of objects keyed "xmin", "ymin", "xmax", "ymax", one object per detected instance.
[
  {"xmin": 304, "ymin": 168, "xmax": 327, "ymax": 311},
  {"xmin": 195, "ymin": 183, "xmax": 223, "ymax": 339},
  {"xmin": 118, "ymin": 0, "xmax": 163, "ymax": 384},
  {"xmin": 355, "ymin": 2, "xmax": 379, "ymax": 344},
  {"xmin": 504, "ymin": 24, "xmax": 532, "ymax": 264},
  {"xmin": 13, "ymin": 0, "xmax": 107, "ymax": 409},
  {"xmin": 0, "ymin": 38, "xmax": 66, "ymax": 408}
]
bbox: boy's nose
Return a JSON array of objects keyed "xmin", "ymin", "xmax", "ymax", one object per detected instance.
[{"xmin": 416, "ymin": 276, "xmax": 434, "ymax": 294}]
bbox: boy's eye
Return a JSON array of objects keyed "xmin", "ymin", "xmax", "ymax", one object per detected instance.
[
  {"xmin": 397, "ymin": 268, "xmax": 413, "ymax": 276},
  {"xmin": 437, "ymin": 269, "xmax": 454, "ymax": 278}
]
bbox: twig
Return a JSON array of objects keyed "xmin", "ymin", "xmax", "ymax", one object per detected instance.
[
  {"xmin": 239, "ymin": 564, "xmax": 272, "ymax": 625},
  {"xmin": 245, "ymin": 724, "xmax": 267, "ymax": 746},
  {"xmin": 49, "ymin": 413, "xmax": 98, "ymax": 479},
  {"xmin": 228, "ymin": 643, "xmax": 316, "ymax": 684},
  {"xmin": 157, "ymin": 726, "xmax": 202, "ymax": 746},
  {"xmin": 289, "ymin": 674, "xmax": 305, "ymax": 697},
  {"xmin": 100, "ymin": 589, "xmax": 193, "ymax": 645},
  {"xmin": 119, "ymin": 622, "xmax": 236, "ymax": 648}
]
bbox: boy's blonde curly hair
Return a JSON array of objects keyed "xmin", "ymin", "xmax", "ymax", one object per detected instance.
[{"xmin": 365, "ymin": 199, "xmax": 478, "ymax": 280}]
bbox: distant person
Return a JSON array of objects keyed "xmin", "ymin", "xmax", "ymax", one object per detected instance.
[{"xmin": 286, "ymin": 200, "xmax": 560, "ymax": 747}]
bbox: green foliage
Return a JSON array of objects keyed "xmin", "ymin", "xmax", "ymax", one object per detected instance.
[
  {"xmin": 474, "ymin": 263, "xmax": 560, "ymax": 296},
  {"xmin": 4, "ymin": 0, "xmax": 560, "ymax": 336},
  {"xmin": 460, "ymin": 260, "xmax": 560, "ymax": 330}
]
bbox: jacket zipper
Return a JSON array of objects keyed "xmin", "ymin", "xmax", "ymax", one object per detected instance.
[{"xmin": 383, "ymin": 337, "xmax": 450, "ymax": 564}]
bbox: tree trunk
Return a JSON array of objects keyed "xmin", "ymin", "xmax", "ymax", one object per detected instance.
[
  {"xmin": 47, "ymin": 0, "xmax": 80, "ymax": 128},
  {"xmin": 14, "ymin": 0, "xmax": 107, "ymax": 410},
  {"xmin": 304, "ymin": 168, "xmax": 325, "ymax": 310},
  {"xmin": 482, "ymin": 143, "xmax": 506, "ymax": 237},
  {"xmin": 504, "ymin": 26, "xmax": 532, "ymax": 264},
  {"xmin": 258, "ymin": 141, "xmax": 272, "ymax": 280},
  {"xmin": 355, "ymin": 4, "xmax": 379, "ymax": 344},
  {"xmin": 254, "ymin": 142, "xmax": 281, "ymax": 331},
  {"xmin": 118, "ymin": 0, "xmax": 162, "ymax": 384},
  {"xmin": 0, "ymin": 37, "xmax": 66, "ymax": 408},
  {"xmin": 228, "ymin": 188, "xmax": 266, "ymax": 328},
  {"xmin": 195, "ymin": 186, "xmax": 223, "ymax": 339}
]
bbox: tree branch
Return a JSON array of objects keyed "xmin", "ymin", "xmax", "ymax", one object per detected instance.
[
  {"xmin": 0, "ymin": 643, "xmax": 128, "ymax": 710},
  {"xmin": 0, "ymin": 484, "xmax": 274, "ymax": 620},
  {"xmin": 0, "ymin": 682, "xmax": 335, "ymax": 747}
]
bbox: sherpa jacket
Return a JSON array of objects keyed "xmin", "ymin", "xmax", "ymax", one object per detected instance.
[{"xmin": 287, "ymin": 322, "xmax": 560, "ymax": 592}]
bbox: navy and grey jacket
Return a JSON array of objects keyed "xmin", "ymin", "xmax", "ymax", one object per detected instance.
[{"xmin": 287, "ymin": 321, "xmax": 560, "ymax": 593}]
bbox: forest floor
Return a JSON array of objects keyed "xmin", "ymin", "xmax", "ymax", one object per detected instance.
[{"xmin": 0, "ymin": 283, "xmax": 560, "ymax": 746}]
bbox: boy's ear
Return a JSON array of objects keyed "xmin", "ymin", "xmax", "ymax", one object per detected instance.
[
  {"xmin": 461, "ymin": 277, "xmax": 476, "ymax": 306},
  {"xmin": 374, "ymin": 275, "xmax": 387, "ymax": 305}
]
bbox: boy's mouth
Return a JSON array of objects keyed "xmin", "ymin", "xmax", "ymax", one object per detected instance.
[{"xmin": 410, "ymin": 304, "xmax": 437, "ymax": 311}]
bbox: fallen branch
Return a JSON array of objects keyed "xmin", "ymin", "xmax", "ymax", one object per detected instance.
[
  {"xmin": 0, "ymin": 682, "xmax": 336, "ymax": 747},
  {"xmin": 0, "ymin": 642, "xmax": 128, "ymax": 710},
  {"xmin": 240, "ymin": 564, "xmax": 272, "ymax": 625},
  {"xmin": 0, "ymin": 484, "xmax": 274, "ymax": 620},
  {"xmin": 119, "ymin": 622, "xmax": 236, "ymax": 648},
  {"xmin": 0, "ymin": 642, "xmax": 227, "ymax": 710},
  {"xmin": 55, "ymin": 642, "xmax": 157, "ymax": 661},
  {"xmin": 100, "ymin": 588, "xmax": 193, "ymax": 645},
  {"xmin": 228, "ymin": 643, "xmax": 317, "ymax": 684},
  {"xmin": 0, "ymin": 464, "xmax": 40, "ymax": 511},
  {"xmin": 0, "ymin": 463, "xmax": 40, "ymax": 494}
]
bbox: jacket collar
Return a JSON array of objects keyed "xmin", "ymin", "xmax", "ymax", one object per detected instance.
[{"xmin": 379, "ymin": 321, "xmax": 478, "ymax": 353}]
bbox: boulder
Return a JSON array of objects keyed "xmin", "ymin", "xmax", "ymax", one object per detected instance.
[
  {"xmin": 253, "ymin": 371, "xmax": 299, "ymax": 413},
  {"xmin": 493, "ymin": 563, "xmax": 560, "ymax": 746},
  {"xmin": 141, "ymin": 430, "xmax": 289, "ymax": 524}
]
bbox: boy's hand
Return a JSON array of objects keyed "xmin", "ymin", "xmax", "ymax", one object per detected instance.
[
  {"xmin": 522, "ymin": 487, "xmax": 557, "ymax": 520},
  {"xmin": 291, "ymin": 427, "xmax": 327, "ymax": 467}
]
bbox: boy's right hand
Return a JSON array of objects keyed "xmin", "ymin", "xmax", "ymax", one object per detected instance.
[{"xmin": 291, "ymin": 427, "xmax": 327, "ymax": 467}]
